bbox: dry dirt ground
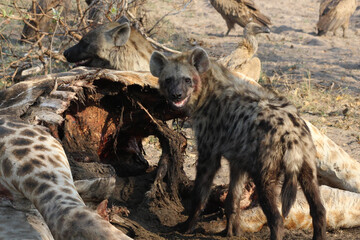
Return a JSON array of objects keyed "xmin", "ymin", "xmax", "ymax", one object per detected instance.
[{"xmin": 137, "ymin": 0, "xmax": 360, "ymax": 239}]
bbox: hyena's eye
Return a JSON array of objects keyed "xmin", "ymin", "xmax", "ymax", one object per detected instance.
[
  {"xmin": 165, "ymin": 78, "xmax": 172, "ymax": 84},
  {"xmin": 184, "ymin": 77, "xmax": 191, "ymax": 84},
  {"xmin": 79, "ymin": 40, "xmax": 90, "ymax": 48}
]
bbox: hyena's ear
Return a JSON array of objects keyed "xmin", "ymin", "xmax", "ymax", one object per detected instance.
[
  {"xmin": 189, "ymin": 47, "xmax": 210, "ymax": 74},
  {"xmin": 150, "ymin": 51, "xmax": 168, "ymax": 77},
  {"xmin": 108, "ymin": 22, "xmax": 131, "ymax": 47},
  {"xmin": 117, "ymin": 15, "xmax": 130, "ymax": 24}
]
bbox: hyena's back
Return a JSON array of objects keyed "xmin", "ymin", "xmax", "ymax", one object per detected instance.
[{"xmin": 194, "ymin": 87, "xmax": 314, "ymax": 173}]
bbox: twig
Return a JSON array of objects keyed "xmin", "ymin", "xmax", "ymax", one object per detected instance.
[
  {"xmin": 0, "ymin": 2, "xmax": 27, "ymax": 10},
  {"xmin": 49, "ymin": 6, "xmax": 63, "ymax": 74},
  {"xmin": 58, "ymin": 18, "xmax": 83, "ymax": 40},
  {"xmin": 146, "ymin": 37, "xmax": 181, "ymax": 54},
  {"xmin": 0, "ymin": 19, "xmax": 9, "ymax": 28},
  {"xmin": 41, "ymin": 47, "xmax": 67, "ymax": 62},
  {"xmin": 126, "ymin": 10, "xmax": 181, "ymax": 54},
  {"xmin": 0, "ymin": 46, "xmax": 6, "ymax": 75},
  {"xmin": 49, "ymin": 21, "xmax": 59, "ymax": 74},
  {"xmin": 78, "ymin": 0, "xmax": 101, "ymax": 28},
  {"xmin": 31, "ymin": 0, "xmax": 36, "ymax": 18},
  {"xmin": 76, "ymin": 0, "xmax": 87, "ymax": 29},
  {"xmin": 113, "ymin": 106, "xmax": 125, "ymax": 157},
  {"xmin": 0, "ymin": 13, "xmax": 35, "ymax": 22},
  {"xmin": 0, "ymin": 32, "xmax": 19, "ymax": 59},
  {"xmin": 12, "ymin": 1, "xmax": 42, "ymax": 38},
  {"xmin": 7, "ymin": 49, "xmax": 35, "ymax": 70},
  {"xmin": 135, "ymin": 100, "xmax": 164, "ymax": 132},
  {"xmin": 146, "ymin": 0, "xmax": 193, "ymax": 34}
]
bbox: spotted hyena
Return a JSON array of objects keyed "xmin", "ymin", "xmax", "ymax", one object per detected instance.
[
  {"xmin": 150, "ymin": 48, "xmax": 326, "ymax": 240},
  {"xmin": 0, "ymin": 116, "xmax": 131, "ymax": 240},
  {"xmin": 63, "ymin": 17, "xmax": 154, "ymax": 71}
]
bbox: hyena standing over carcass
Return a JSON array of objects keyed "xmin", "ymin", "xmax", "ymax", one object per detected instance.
[{"xmin": 150, "ymin": 48, "xmax": 326, "ymax": 240}]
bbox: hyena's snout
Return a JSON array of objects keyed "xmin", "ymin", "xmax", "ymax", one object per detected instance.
[
  {"xmin": 168, "ymin": 85, "xmax": 190, "ymax": 108},
  {"xmin": 169, "ymin": 84, "xmax": 186, "ymax": 101},
  {"xmin": 170, "ymin": 90, "xmax": 183, "ymax": 101},
  {"xmin": 63, "ymin": 47, "xmax": 76, "ymax": 62}
]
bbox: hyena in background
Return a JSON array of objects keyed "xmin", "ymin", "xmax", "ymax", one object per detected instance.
[
  {"xmin": 0, "ymin": 116, "xmax": 131, "ymax": 240},
  {"xmin": 63, "ymin": 17, "xmax": 154, "ymax": 71},
  {"xmin": 150, "ymin": 48, "xmax": 326, "ymax": 240}
]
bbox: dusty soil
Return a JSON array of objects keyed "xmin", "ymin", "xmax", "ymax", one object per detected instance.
[{"xmin": 119, "ymin": 0, "xmax": 360, "ymax": 239}]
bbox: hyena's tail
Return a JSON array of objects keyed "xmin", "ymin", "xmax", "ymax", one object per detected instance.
[
  {"xmin": 280, "ymin": 139, "xmax": 303, "ymax": 218},
  {"xmin": 280, "ymin": 171, "xmax": 297, "ymax": 218}
]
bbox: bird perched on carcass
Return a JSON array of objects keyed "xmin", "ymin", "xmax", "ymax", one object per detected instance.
[
  {"xmin": 210, "ymin": 0, "xmax": 271, "ymax": 36},
  {"xmin": 317, "ymin": 0, "xmax": 357, "ymax": 37},
  {"xmin": 218, "ymin": 22, "xmax": 270, "ymax": 81}
]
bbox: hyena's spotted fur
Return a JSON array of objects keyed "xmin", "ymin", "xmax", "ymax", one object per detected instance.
[
  {"xmin": 0, "ymin": 117, "xmax": 131, "ymax": 240},
  {"xmin": 150, "ymin": 48, "xmax": 326, "ymax": 240}
]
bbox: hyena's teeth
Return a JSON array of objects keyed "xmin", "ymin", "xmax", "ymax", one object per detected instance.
[
  {"xmin": 173, "ymin": 96, "xmax": 189, "ymax": 108},
  {"xmin": 75, "ymin": 59, "xmax": 91, "ymax": 66}
]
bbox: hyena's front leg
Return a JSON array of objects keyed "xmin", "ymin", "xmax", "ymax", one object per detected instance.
[
  {"xmin": 183, "ymin": 152, "xmax": 221, "ymax": 233},
  {"xmin": 225, "ymin": 166, "xmax": 248, "ymax": 236}
]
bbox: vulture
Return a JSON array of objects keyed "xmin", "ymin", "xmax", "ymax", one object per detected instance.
[
  {"xmin": 210, "ymin": 0, "xmax": 271, "ymax": 35},
  {"xmin": 317, "ymin": 0, "xmax": 357, "ymax": 37},
  {"xmin": 219, "ymin": 22, "xmax": 270, "ymax": 81}
]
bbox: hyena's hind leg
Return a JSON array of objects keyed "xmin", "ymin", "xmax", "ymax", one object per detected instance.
[
  {"xmin": 298, "ymin": 161, "xmax": 326, "ymax": 240},
  {"xmin": 183, "ymin": 152, "xmax": 221, "ymax": 233},
  {"xmin": 225, "ymin": 165, "xmax": 248, "ymax": 236},
  {"xmin": 253, "ymin": 173, "xmax": 284, "ymax": 240}
]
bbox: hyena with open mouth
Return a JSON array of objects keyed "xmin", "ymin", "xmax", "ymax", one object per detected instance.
[{"xmin": 150, "ymin": 48, "xmax": 326, "ymax": 240}]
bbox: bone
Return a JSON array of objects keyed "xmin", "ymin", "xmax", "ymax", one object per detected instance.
[{"xmin": 239, "ymin": 185, "xmax": 360, "ymax": 232}]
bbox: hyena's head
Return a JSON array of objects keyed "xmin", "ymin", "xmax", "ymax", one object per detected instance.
[
  {"xmin": 63, "ymin": 19, "xmax": 131, "ymax": 68},
  {"xmin": 150, "ymin": 48, "xmax": 210, "ymax": 111}
]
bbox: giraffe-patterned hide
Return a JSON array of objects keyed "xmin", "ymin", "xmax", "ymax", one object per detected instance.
[
  {"xmin": 0, "ymin": 176, "xmax": 117, "ymax": 239},
  {"xmin": 0, "ymin": 116, "xmax": 132, "ymax": 240},
  {"xmin": 0, "ymin": 199, "xmax": 53, "ymax": 240}
]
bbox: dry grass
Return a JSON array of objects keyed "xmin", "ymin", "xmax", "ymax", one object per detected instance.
[{"xmin": 260, "ymin": 71, "xmax": 360, "ymax": 132}]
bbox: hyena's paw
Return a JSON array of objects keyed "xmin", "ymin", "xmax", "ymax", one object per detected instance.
[
  {"xmin": 174, "ymin": 218, "xmax": 198, "ymax": 234},
  {"xmin": 225, "ymin": 214, "xmax": 243, "ymax": 237}
]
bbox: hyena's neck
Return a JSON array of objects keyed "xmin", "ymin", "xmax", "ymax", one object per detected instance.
[
  {"xmin": 0, "ymin": 117, "xmax": 131, "ymax": 240},
  {"xmin": 109, "ymin": 29, "xmax": 154, "ymax": 71},
  {"xmin": 191, "ymin": 61, "xmax": 265, "ymax": 112},
  {"xmin": 109, "ymin": 46, "xmax": 151, "ymax": 71}
]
